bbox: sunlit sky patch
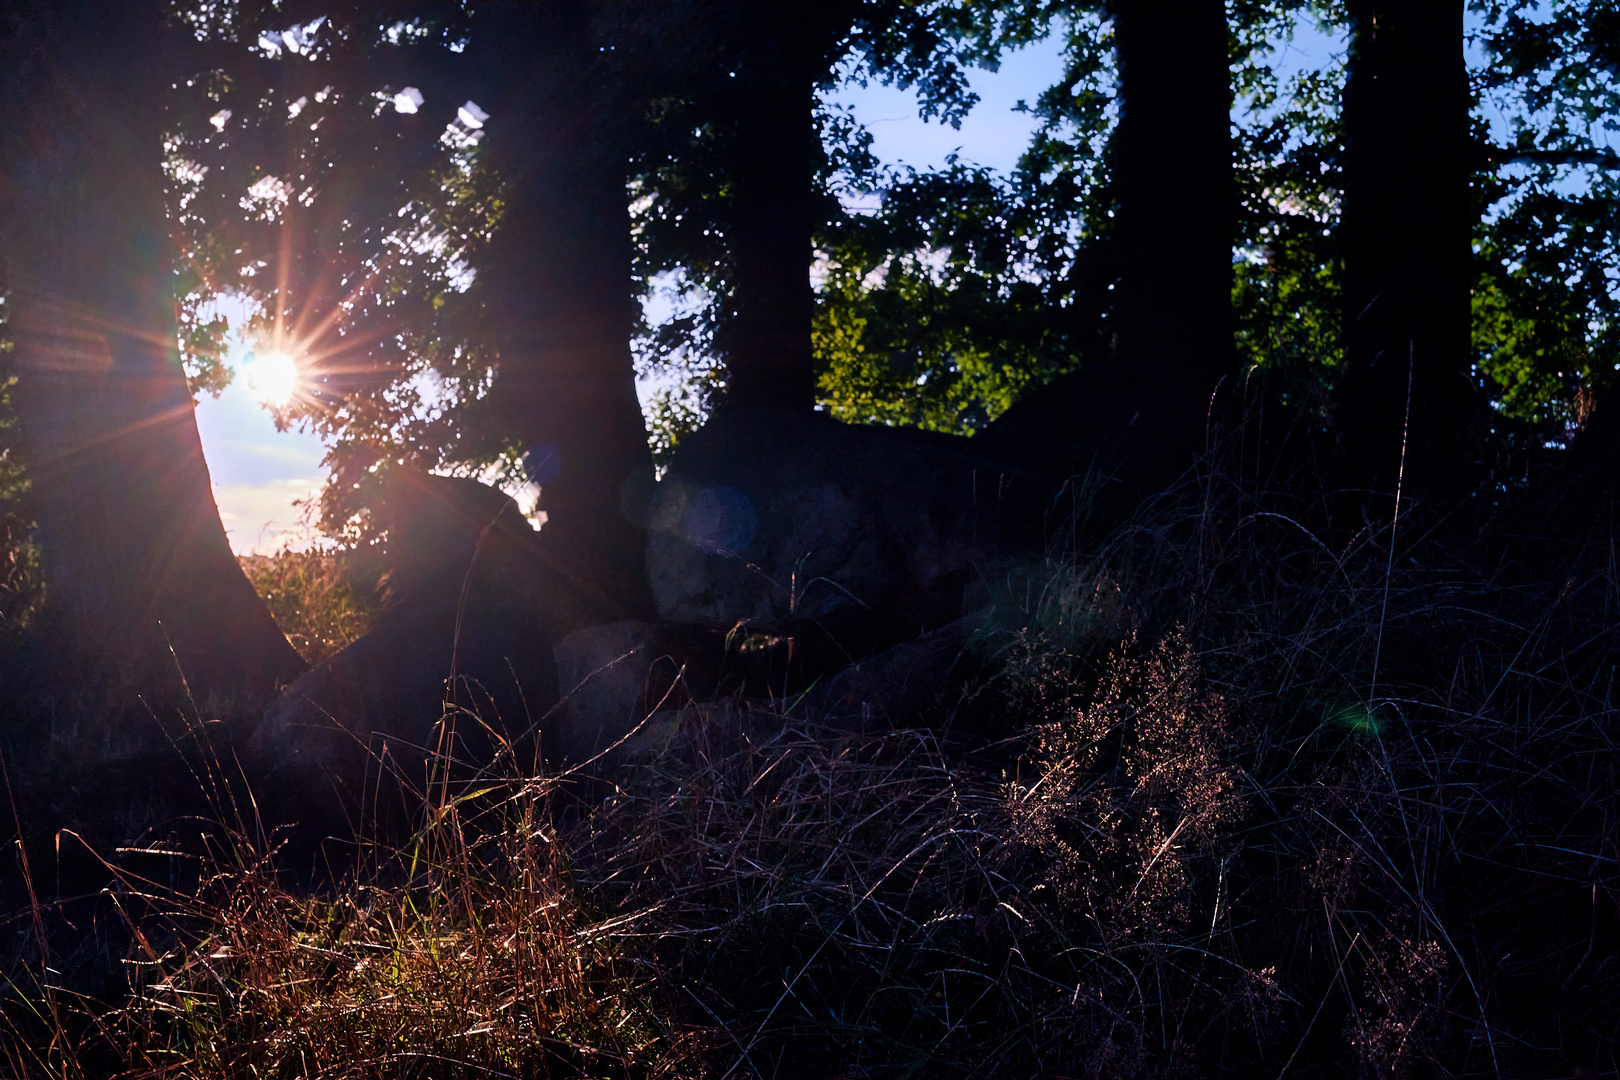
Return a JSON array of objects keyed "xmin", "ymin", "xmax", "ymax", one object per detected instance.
[
  {"xmin": 241, "ymin": 350, "xmax": 300, "ymax": 407},
  {"xmin": 822, "ymin": 35, "xmax": 1065, "ymax": 179},
  {"xmin": 194, "ymin": 297, "xmax": 325, "ymax": 555}
]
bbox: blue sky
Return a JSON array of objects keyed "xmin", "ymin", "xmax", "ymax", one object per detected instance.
[
  {"xmin": 828, "ymin": 35, "xmax": 1067, "ymax": 175},
  {"xmin": 194, "ymin": 37, "xmax": 1071, "ymax": 554},
  {"xmin": 194, "ymin": 351, "xmax": 327, "ymax": 554}
]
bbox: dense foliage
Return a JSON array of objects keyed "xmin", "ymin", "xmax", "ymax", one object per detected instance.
[
  {"xmin": 153, "ymin": 1, "xmax": 1620, "ymax": 485},
  {"xmin": 0, "ymin": 322, "xmax": 42, "ymax": 638},
  {"xmin": 237, "ymin": 549, "xmax": 377, "ymax": 665},
  {"xmin": 1472, "ymin": 1, "xmax": 1620, "ymax": 435}
]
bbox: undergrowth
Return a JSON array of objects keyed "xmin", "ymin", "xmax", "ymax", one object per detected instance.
[
  {"xmin": 3, "ymin": 447, "xmax": 1619, "ymax": 1076},
  {"xmin": 239, "ymin": 548, "xmax": 379, "ymax": 666},
  {"xmin": 2, "ymin": 731, "xmax": 712, "ymax": 1078}
]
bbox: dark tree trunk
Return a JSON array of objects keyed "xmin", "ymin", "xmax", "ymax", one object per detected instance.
[
  {"xmin": 714, "ymin": 2, "xmax": 857, "ymax": 413},
  {"xmin": 1109, "ymin": 0, "xmax": 1236, "ymax": 398},
  {"xmin": 1336, "ymin": 0, "xmax": 1479, "ymax": 507},
  {"xmin": 715, "ymin": 24, "xmax": 819, "ymax": 412},
  {"xmin": 979, "ymin": 0, "xmax": 1235, "ymax": 498},
  {"xmin": 1, "ymin": 1, "xmax": 306, "ymax": 705},
  {"xmin": 471, "ymin": 2, "xmax": 655, "ymax": 612}
]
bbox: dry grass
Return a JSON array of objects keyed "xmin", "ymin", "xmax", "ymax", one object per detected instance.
[
  {"xmin": 4, "ymin": 443, "xmax": 1620, "ymax": 1077},
  {"xmin": 239, "ymin": 549, "xmax": 379, "ymax": 666},
  {"xmin": 3, "ymin": 752, "xmax": 713, "ymax": 1078},
  {"xmin": 572, "ymin": 668, "xmax": 1261, "ymax": 1078},
  {"xmin": 99, "ymin": 799, "xmax": 703, "ymax": 1078}
]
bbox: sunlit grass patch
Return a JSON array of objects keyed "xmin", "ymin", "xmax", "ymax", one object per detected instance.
[
  {"xmin": 239, "ymin": 548, "xmax": 378, "ymax": 666},
  {"xmin": 63, "ymin": 782, "xmax": 708, "ymax": 1079},
  {"xmin": 1327, "ymin": 699, "xmax": 1385, "ymax": 740}
]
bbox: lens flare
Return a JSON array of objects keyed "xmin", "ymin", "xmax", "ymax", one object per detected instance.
[{"xmin": 243, "ymin": 350, "xmax": 299, "ymax": 407}]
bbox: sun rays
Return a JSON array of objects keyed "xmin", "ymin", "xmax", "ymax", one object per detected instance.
[
  {"xmin": 229, "ymin": 204, "xmax": 427, "ymax": 423},
  {"xmin": 241, "ymin": 349, "xmax": 300, "ymax": 407}
]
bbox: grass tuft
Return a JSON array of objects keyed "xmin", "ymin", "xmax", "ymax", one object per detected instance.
[
  {"xmin": 239, "ymin": 548, "xmax": 379, "ymax": 666},
  {"xmin": 4, "ymin": 440, "xmax": 1619, "ymax": 1076}
]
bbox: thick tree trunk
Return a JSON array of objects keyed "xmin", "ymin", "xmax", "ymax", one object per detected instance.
[
  {"xmin": 714, "ymin": 2, "xmax": 858, "ymax": 413},
  {"xmin": 1336, "ymin": 0, "xmax": 1479, "ymax": 507},
  {"xmin": 1109, "ymin": 0, "xmax": 1236, "ymax": 396},
  {"xmin": 715, "ymin": 31, "xmax": 819, "ymax": 412},
  {"xmin": 2, "ymin": 1, "xmax": 306, "ymax": 705},
  {"xmin": 471, "ymin": 3, "xmax": 655, "ymax": 612},
  {"xmin": 979, "ymin": 0, "xmax": 1235, "ymax": 497}
]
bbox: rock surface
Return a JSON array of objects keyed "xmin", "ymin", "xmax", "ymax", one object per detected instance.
[
  {"xmin": 645, "ymin": 409, "xmax": 1041, "ymax": 636},
  {"xmin": 978, "ymin": 359, "xmax": 1231, "ymax": 507},
  {"xmin": 251, "ymin": 419, "xmax": 1040, "ymax": 825},
  {"xmin": 604, "ymin": 614, "xmax": 989, "ymax": 768},
  {"xmin": 800, "ymin": 612, "xmax": 987, "ymax": 729},
  {"xmin": 549, "ymin": 620, "xmax": 657, "ymax": 764},
  {"xmin": 251, "ymin": 599, "xmax": 558, "ymax": 822},
  {"xmin": 249, "ymin": 471, "xmax": 640, "ymax": 828}
]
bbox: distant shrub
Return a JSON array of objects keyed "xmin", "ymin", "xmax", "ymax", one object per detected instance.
[
  {"xmin": 0, "ymin": 499, "xmax": 40, "ymax": 635},
  {"xmin": 239, "ymin": 549, "xmax": 377, "ymax": 666},
  {"xmin": 0, "ymin": 372, "xmax": 43, "ymax": 636}
]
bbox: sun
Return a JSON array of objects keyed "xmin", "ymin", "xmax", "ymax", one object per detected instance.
[{"xmin": 242, "ymin": 350, "xmax": 300, "ymax": 408}]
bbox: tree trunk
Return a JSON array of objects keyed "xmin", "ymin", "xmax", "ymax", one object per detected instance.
[
  {"xmin": 1109, "ymin": 0, "xmax": 1235, "ymax": 396},
  {"xmin": 715, "ymin": 2, "xmax": 857, "ymax": 413},
  {"xmin": 979, "ymin": 0, "xmax": 1233, "ymax": 497},
  {"xmin": 1336, "ymin": 0, "xmax": 1479, "ymax": 507},
  {"xmin": 471, "ymin": 3, "xmax": 655, "ymax": 612},
  {"xmin": 715, "ymin": 25, "xmax": 819, "ymax": 412},
  {"xmin": 2, "ymin": 1, "xmax": 306, "ymax": 705}
]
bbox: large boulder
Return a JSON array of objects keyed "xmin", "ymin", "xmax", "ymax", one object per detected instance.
[
  {"xmin": 977, "ymin": 359, "xmax": 1234, "ymax": 508},
  {"xmin": 549, "ymin": 619, "xmax": 658, "ymax": 764},
  {"xmin": 609, "ymin": 614, "xmax": 990, "ymax": 765},
  {"xmin": 248, "ymin": 471, "xmax": 641, "ymax": 832},
  {"xmin": 645, "ymin": 409, "xmax": 1041, "ymax": 642},
  {"xmin": 251, "ymin": 599, "xmax": 558, "ymax": 828},
  {"xmin": 800, "ymin": 612, "xmax": 987, "ymax": 729}
]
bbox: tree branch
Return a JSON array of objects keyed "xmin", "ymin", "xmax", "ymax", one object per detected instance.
[{"xmin": 1484, "ymin": 143, "xmax": 1620, "ymax": 171}]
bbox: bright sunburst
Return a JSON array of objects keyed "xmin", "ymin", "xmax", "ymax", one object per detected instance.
[{"xmin": 242, "ymin": 350, "xmax": 300, "ymax": 408}]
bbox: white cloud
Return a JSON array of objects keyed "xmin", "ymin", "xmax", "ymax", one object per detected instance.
[
  {"xmin": 213, "ymin": 478, "xmax": 324, "ymax": 555},
  {"xmin": 194, "ymin": 322, "xmax": 329, "ymax": 555}
]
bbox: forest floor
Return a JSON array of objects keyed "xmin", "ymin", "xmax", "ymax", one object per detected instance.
[{"xmin": 3, "ymin": 459, "xmax": 1619, "ymax": 1078}]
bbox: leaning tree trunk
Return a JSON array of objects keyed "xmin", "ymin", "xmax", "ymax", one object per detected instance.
[
  {"xmin": 471, "ymin": 2, "xmax": 655, "ymax": 612},
  {"xmin": 1336, "ymin": 0, "xmax": 1480, "ymax": 509},
  {"xmin": 1, "ymin": 0, "xmax": 306, "ymax": 706}
]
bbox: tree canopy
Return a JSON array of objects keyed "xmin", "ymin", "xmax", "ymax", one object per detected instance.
[
  {"xmin": 135, "ymin": 4, "xmax": 1608, "ymax": 507},
  {"xmin": 6, "ymin": 0, "xmax": 1620, "ymax": 686}
]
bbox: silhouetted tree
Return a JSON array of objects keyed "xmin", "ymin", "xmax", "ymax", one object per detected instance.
[
  {"xmin": 707, "ymin": 3, "xmax": 860, "ymax": 412},
  {"xmin": 465, "ymin": 1, "xmax": 654, "ymax": 607},
  {"xmin": 1109, "ymin": 0, "xmax": 1235, "ymax": 395},
  {"xmin": 0, "ymin": 0, "xmax": 305, "ymax": 704},
  {"xmin": 1334, "ymin": 0, "xmax": 1480, "ymax": 507},
  {"xmin": 630, "ymin": 0, "xmax": 997, "ymax": 418},
  {"xmin": 973, "ymin": 0, "xmax": 1237, "ymax": 492},
  {"xmin": 168, "ymin": 2, "xmax": 658, "ymax": 605}
]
